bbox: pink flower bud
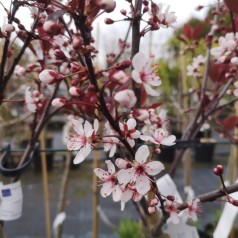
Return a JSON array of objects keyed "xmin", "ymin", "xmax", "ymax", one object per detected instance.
[
  {"xmin": 148, "ymin": 206, "xmax": 156, "ymax": 214},
  {"xmin": 115, "ymin": 158, "xmax": 129, "ymax": 169},
  {"xmin": 143, "ymin": 6, "xmax": 149, "ymax": 13},
  {"xmin": 69, "ymin": 86, "xmax": 84, "ymax": 97},
  {"xmin": 97, "ymin": 0, "xmax": 116, "ymax": 13},
  {"xmin": 214, "ymin": 165, "xmax": 224, "ymax": 176},
  {"xmin": 51, "ymin": 98, "xmax": 67, "ymax": 108},
  {"xmin": 120, "ymin": 9, "xmax": 127, "ymax": 15},
  {"xmin": 39, "ymin": 69, "xmax": 60, "ymax": 84},
  {"xmin": 166, "ymin": 195, "xmax": 175, "ymax": 201},
  {"xmin": 54, "ymin": 49, "xmax": 67, "ymax": 60},
  {"xmin": 43, "ymin": 20, "xmax": 60, "ymax": 35},
  {"xmin": 112, "ymin": 70, "xmax": 129, "ymax": 84},
  {"xmin": 104, "ymin": 18, "xmax": 114, "ymax": 24},
  {"xmin": 115, "ymin": 59, "xmax": 131, "ymax": 70},
  {"xmin": 132, "ymin": 109, "xmax": 150, "ymax": 121},
  {"xmin": 72, "ymin": 35, "xmax": 83, "ymax": 49},
  {"xmin": 4, "ymin": 24, "xmax": 15, "ymax": 33},
  {"xmin": 114, "ymin": 89, "xmax": 137, "ymax": 108}
]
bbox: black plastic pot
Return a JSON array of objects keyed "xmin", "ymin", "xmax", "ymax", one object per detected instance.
[{"xmin": 195, "ymin": 142, "xmax": 215, "ymax": 163}]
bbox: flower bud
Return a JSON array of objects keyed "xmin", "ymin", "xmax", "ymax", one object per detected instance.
[
  {"xmin": 213, "ymin": 165, "xmax": 224, "ymax": 176},
  {"xmin": 104, "ymin": 18, "xmax": 114, "ymax": 24},
  {"xmin": 69, "ymin": 86, "xmax": 84, "ymax": 97},
  {"xmin": 51, "ymin": 98, "xmax": 67, "ymax": 108},
  {"xmin": 166, "ymin": 195, "xmax": 175, "ymax": 201},
  {"xmin": 72, "ymin": 34, "xmax": 83, "ymax": 49},
  {"xmin": 132, "ymin": 109, "xmax": 149, "ymax": 121},
  {"xmin": 143, "ymin": 6, "xmax": 149, "ymax": 13},
  {"xmin": 39, "ymin": 69, "xmax": 60, "ymax": 84},
  {"xmin": 43, "ymin": 20, "xmax": 61, "ymax": 35},
  {"xmin": 54, "ymin": 49, "xmax": 67, "ymax": 60},
  {"xmin": 120, "ymin": 9, "xmax": 127, "ymax": 15},
  {"xmin": 111, "ymin": 70, "xmax": 129, "ymax": 84},
  {"xmin": 4, "ymin": 24, "xmax": 15, "ymax": 33},
  {"xmin": 115, "ymin": 59, "xmax": 131, "ymax": 70},
  {"xmin": 114, "ymin": 89, "xmax": 137, "ymax": 108}
]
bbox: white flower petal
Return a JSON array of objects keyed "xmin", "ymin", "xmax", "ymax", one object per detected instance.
[
  {"xmin": 131, "ymin": 70, "xmax": 142, "ymax": 84},
  {"xmin": 100, "ymin": 182, "xmax": 113, "ymax": 197},
  {"xmin": 144, "ymin": 84, "xmax": 159, "ymax": 96},
  {"xmin": 135, "ymin": 145, "xmax": 150, "ymax": 164},
  {"xmin": 72, "ymin": 119, "xmax": 84, "ymax": 135},
  {"xmin": 127, "ymin": 118, "xmax": 137, "ymax": 130},
  {"xmin": 121, "ymin": 190, "xmax": 133, "ymax": 203},
  {"xmin": 117, "ymin": 169, "xmax": 135, "ymax": 184},
  {"xmin": 132, "ymin": 52, "xmax": 147, "ymax": 71},
  {"xmin": 94, "ymin": 168, "xmax": 109, "ymax": 180},
  {"xmin": 84, "ymin": 120, "xmax": 93, "ymax": 137},
  {"xmin": 109, "ymin": 144, "xmax": 116, "ymax": 158},
  {"xmin": 94, "ymin": 119, "xmax": 99, "ymax": 132},
  {"xmin": 161, "ymin": 135, "xmax": 176, "ymax": 146},
  {"xmin": 127, "ymin": 138, "xmax": 135, "ymax": 147},
  {"xmin": 145, "ymin": 161, "xmax": 165, "ymax": 175},
  {"xmin": 131, "ymin": 130, "xmax": 141, "ymax": 139},
  {"xmin": 112, "ymin": 185, "xmax": 122, "ymax": 202},
  {"xmin": 73, "ymin": 144, "xmax": 91, "ymax": 164},
  {"xmin": 105, "ymin": 160, "xmax": 115, "ymax": 174},
  {"xmin": 135, "ymin": 175, "xmax": 151, "ymax": 195}
]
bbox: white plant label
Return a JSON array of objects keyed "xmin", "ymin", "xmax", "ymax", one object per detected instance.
[
  {"xmin": 165, "ymin": 222, "xmax": 199, "ymax": 238},
  {"xmin": 156, "ymin": 174, "xmax": 183, "ymax": 203},
  {"xmin": 213, "ymin": 190, "xmax": 238, "ymax": 238},
  {"xmin": 0, "ymin": 181, "xmax": 23, "ymax": 221}
]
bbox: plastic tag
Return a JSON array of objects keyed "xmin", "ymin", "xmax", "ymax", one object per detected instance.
[
  {"xmin": 213, "ymin": 190, "xmax": 238, "ymax": 238},
  {"xmin": 164, "ymin": 222, "xmax": 199, "ymax": 238},
  {"xmin": 0, "ymin": 181, "xmax": 23, "ymax": 221},
  {"xmin": 156, "ymin": 174, "xmax": 183, "ymax": 203}
]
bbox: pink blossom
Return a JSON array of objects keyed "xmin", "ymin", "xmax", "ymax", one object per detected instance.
[
  {"xmin": 165, "ymin": 200, "xmax": 180, "ymax": 224},
  {"xmin": 4, "ymin": 24, "xmax": 15, "ymax": 33},
  {"xmin": 119, "ymin": 118, "xmax": 141, "ymax": 147},
  {"xmin": 187, "ymin": 55, "xmax": 206, "ymax": 77},
  {"xmin": 211, "ymin": 33, "xmax": 238, "ymax": 62},
  {"xmin": 155, "ymin": 4, "xmax": 177, "ymax": 28},
  {"xmin": 94, "ymin": 160, "xmax": 122, "ymax": 201},
  {"xmin": 181, "ymin": 198, "xmax": 200, "ymax": 221},
  {"xmin": 132, "ymin": 109, "xmax": 150, "ymax": 122},
  {"xmin": 25, "ymin": 87, "xmax": 44, "ymax": 113},
  {"xmin": 145, "ymin": 108, "xmax": 168, "ymax": 129},
  {"xmin": 117, "ymin": 145, "xmax": 165, "ymax": 195},
  {"xmin": 120, "ymin": 185, "xmax": 143, "ymax": 211},
  {"xmin": 132, "ymin": 52, "xmax": 161, "ymax": 96},
  {"xmin": 39, "ymin": 69, "xmax": 60, "ymax": 84},
  {"xmin": 140, "ymin": 128, "xmax": 176, "ymax": 146},
  {"xmin": 67, "ymin": 119, "xmax": 99, "ymax": 164},
  {"xmin": 112, "ymin": 70, "xmax": 129, "ymax": 84},
  {"xmin": 114, "ymin": 89, "xmax": 137, "ymax": 109},
  {"xmin": 51, "ymin": 98, "xmax": 67, "ymax": 108},
  {"xmin": 103, "ymin": 137, "xmax": 119, "ymax": 158}
]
